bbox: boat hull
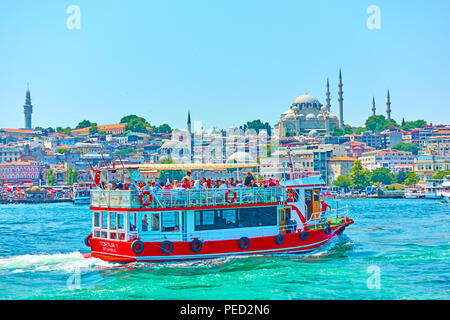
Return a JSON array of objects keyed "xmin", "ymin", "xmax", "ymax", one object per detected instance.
[{"xmin": 86, "ymin": 219, "xmax": 353, "ymax": 263}]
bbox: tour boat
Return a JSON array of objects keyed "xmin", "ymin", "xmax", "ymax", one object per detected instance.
[
  {"xmin": 72, "ymin": 183, "xmax": 92, "ymax": 205},
  {"xmin": 438, "ymin": 176, "xmax": 450, "ymax": 204},
  {"xmin": 404, "ymin": 187, "xmax": 424, "ymax": 199},
  {"xmin": 424, "ymin": 180, "xmax": 443, "ymax": 199},
  {"xmin": 83, "ymin": 165, "xmax": 353, "ymax": 263}
]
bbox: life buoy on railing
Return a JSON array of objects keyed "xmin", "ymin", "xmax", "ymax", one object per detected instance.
[
  {"xmin": 131, "ymin": 240, "xmax": 144, "ymax": 254},
  {"xmin": 238, "ymin": 237, "xmax": 250, "ymax": 250},
  {"xmin": 225, "ymin": 189, "xmax": 237, "ymax": 203},
  {"xmin": 84, "ymin": 233, "xmax": 92, "ymax": 247},
  {"xmin": 94, "ymin": 171, "xmax": 101, "ymax": 186},
  {"xmin": 161, "ymin": 240, "xmax": 174, "ymax": 254},
  {"xmin": 139, "ymin": 191, "xmax": 153, "ymax": 207},
  {"xmin": 190, "ymin": 239, "xmax": 203, "ymax": 253},
  {"xmin": 287, "ymin": 189, "xmax": 295, "ymax": 202},
  {"xmin": 275, "ymin": 234, "xmax": 285, "ymax": 245}
]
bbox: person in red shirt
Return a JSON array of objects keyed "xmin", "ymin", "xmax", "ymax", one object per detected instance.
[
  {"xmin": 320, "ymin": 200, "xmax": 331, "ymax": 213},
  {"xmin": 181, "ymin": 178, "xmax": 191, "ymax": 189}
]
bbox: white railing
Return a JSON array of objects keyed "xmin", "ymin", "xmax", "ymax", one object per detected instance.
[
  {"xmin": 91, "ymin": 187, "xmax": 286, "ymax": 209},
  {"xmin": 306, "ymin": 205, "xmax": 350, "ymax": 229}
]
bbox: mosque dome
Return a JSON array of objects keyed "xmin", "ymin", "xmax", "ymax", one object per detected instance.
[
  {"xmin": 317, "ymin": 114, "xmax": 324, "ymax": 120},
  {"xmin": 308, "ymin": 130, "xmax": 319, "ymax": 138},
  {"xmin": 305, "ymin": 113, "xmax": 316, "ymax": 120},
  {"xmin": 226, "ymin": 151, "xmax": 256, "ymax": 164},
  {"xmin": 329, "ymin": 113, "xmax": 338, "ymax": 119},
  {"xmin": 294, "ymin": 93, "xmax": 321, "ymax": 105}
]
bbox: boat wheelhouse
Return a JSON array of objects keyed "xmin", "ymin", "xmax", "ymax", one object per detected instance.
[{"xmin": 84, "ymin": 164, "xmax": 353, "ymax": 263}]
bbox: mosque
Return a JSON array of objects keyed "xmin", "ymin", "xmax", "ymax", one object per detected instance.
[{"xmin": 275, "ymin": 70, "xmax": 344, "ymax": 137}]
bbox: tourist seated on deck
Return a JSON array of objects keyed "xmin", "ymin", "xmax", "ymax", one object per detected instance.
[
  {"xmin": 268, "ymin": 178, "xmax": 277, "ymax": 187},
  {"xmin": 181, "ymin": 178, "xmax": 191, "ymax": 189},
  {"xmin": 163, "ymin": 182, "xmax": 172, "ymax": 190},
  {"xmin": 236, "ymin": 180, "xmax": 245, "ymax": 188},
  {"xmin": 193, "ymin": 180, "xmax": 205, "ymax": 190},
  {"xmin": 244, "ymin": 172, "xmax": 254, "ymax": 186}
]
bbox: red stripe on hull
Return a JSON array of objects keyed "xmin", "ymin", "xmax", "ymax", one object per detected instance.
[{"xmin": 87, "ymin": 221, "xmax": 352, "ymax": 263}]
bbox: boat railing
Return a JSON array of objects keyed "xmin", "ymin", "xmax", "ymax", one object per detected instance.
[
  {"xmin": 306, "ymin": 205, "xmax": 350, "ymax": 229},
  {"xmin": 91, "ymin": 186, "xmax": 286, "ymax": 209}
]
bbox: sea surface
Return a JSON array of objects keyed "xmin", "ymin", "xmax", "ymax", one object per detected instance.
[{"xmin": 0, "ymin": 199, "xmax": 448, "ymax": 300}]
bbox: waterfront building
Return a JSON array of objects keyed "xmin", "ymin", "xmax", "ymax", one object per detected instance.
[
  {"xmin": 414, "ymin": 151, "xmax": 450, "ymax": 185},
  {"xmin": 0, "ymin": 128, "xmax": 38, "ymax": 139},
  {"xmin": 327, "ymin": 156, "xmax": 357, "ymax": 184},
  {"xmin": 0, "ymin": 161, "xmax": 41, "ymax": 184},
  {"xmin": 351, "ymin": 129, "xmax": 402, "ymax": 150},
  {"xmin": 359, "ymin": 149, "xmax": 415, "ymax": 171},
  {"xmin": 424, "ymin": 136, "xmax": 450, "ymax": 156},
  {"xmin": 0, "ymin": 145, "xmax": 24, "ymax": 163}
]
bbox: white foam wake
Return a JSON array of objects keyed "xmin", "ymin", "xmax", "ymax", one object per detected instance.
[{"xmin": 0, "ymin": 252, "xmax": 118, "ymax": 273}]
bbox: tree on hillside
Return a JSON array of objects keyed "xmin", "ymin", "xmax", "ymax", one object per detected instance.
[
  {"xmin": 89, "ymin": 123, "xmax": 99, "ymax": 134},
  {"xmin": 349, "ymin": 160, "xmax": 372, "ymax": 189},
  {"xmin": 395, "ymin": 171, "xmax": 407, "ymax": 184},
  {"xmin": 76, "ymin": 120, "xmax": 94, "ymax": 129},
  {"xmin": 243, "ymin": 120, "xmax": 271, "ymax": 135},
  {"xmin": 331, "ymin": 126, "xmax": 345, "ymax": 137},
  {"xmin": 56, "ymin": 127, "xmax": 72, "ymax": 136},
  {"xmin": 46, "ymin": 169, "xmax": 56, "ymax": 186},
  {"xmin": 392, "ymin": 142, "xmax": 419, "ymax": 155},
  {"xmin": 404, "ymin": 172, "xmax": 419, "ymax": 186},
  {"xmin": 400, "ymin": 120, "xmax": 427, "ymax": 131},
  {"xmin": 433, "ymin": 170, "xmax": 450, "ymax": 180},
  {"xmin": 371, "ymin": 167, "xmax": 393, "ymax": 185},
  {"xmin": 126, "ymin": 118, "xmax": 150, "ymax": 133},
  {"xmin": 333, "ymin": 175, "xmax": 352, "ymax": 189},
  {"xmin": 152, "ymin": 124, "xmax": 172, "ymax": 134}
]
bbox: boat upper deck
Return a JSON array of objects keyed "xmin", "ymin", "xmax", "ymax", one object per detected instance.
[{"xmin": 91, "ymin": 186, "xmax": 287, "ymax": 209}]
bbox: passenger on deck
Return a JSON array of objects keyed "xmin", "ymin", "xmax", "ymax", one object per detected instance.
[
  {"xmin": 244, "ymin": 172, "xmax": 254, "ymax": 187},
  {"xmin": 321, "ymin": 200, "xmax": 331, "ymax": 213},
  {"xmin": 181, "ymin": 178, "xmax": 191, "ymax": 189}
]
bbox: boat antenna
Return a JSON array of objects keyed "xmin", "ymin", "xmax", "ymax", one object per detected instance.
[{"xmin": 286, "ymin": 146, "xmax": 296, "ymax": 179}]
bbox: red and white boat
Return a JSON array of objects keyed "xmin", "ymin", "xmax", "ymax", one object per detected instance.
[{"xmin": 83, "ymin": 166, "xmax": 353, "ymax": 263}]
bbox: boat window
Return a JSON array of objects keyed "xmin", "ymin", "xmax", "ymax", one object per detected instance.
[
  {"xmin": 110, "ymin": 212, "xmax": 117, "ymax": 230},
  {"xmin": 313, "ymin": 190, "xmax": 320, "ymax": 202},
  {"xmin": 141, "ymin": 214, "xmax": 149, "ymax": 231},
  {"xmin": 101, "ymin": 212, "xmax": 108, "ymax": 229},
  {"xmin": 151, "ymin": 213, "xmax": 160, "ymax": 231},
  {"xmin": 161, "ymin": 212, "xmax": 180, "ymax": 232},
  {"xmin": 238, "ymin": 207, "xmax": 277, "ymax": 228},
  {"xmin": 128, "ymin": 213, "xmax": 137, "ymax": 231},
  {"xmin": 117, "ymin": 213, "xmax": 124, "ymax": 230},
  {"xmin": 94, "ymin": 212, "xmax": 100, "ymax": 227}
]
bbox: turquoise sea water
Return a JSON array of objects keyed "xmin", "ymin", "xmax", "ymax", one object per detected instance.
[{"xmin": 0, "ymin": 199, "xmax": 448, "ymax": 300}]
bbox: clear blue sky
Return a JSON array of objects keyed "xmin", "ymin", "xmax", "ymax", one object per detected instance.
[{"xmin": 0, "ymin": 0, "xmax": 449, "ymax": 130}]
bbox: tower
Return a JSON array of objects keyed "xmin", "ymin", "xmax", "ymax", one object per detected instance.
[
  {"xmin": 187, "ymin": 110, "xmax": 192, "ymax": 135},
  {"xmin": 23, "ymin": 84, "xmax": 33, "ymax": 129},
  {"xmin": 386, "ymin": 89, "xmax": 391, "ymax": 121},
  {"xmin": 338, "ymin": 69, "xmax": 344, "ymax": 128},
  {"xmin": 372, "ymin": 96, "xmax": 376, "ymax": 116},
  {"xmin": 325, "ymin": 78, "xmax": 331, "ymax": 111}
]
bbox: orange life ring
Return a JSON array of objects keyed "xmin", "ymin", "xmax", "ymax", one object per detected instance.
[
  {"xmin": 287, "ymin": 189, "xmax": 295, "ymax": 202},
  {"xmin": 139, "ymin": 191, "xmax": 153, "ymax": 206},
  {"xmin": 94, "ymin": 171, "xmax": 101, "ymax": 186},
  {"xmin": 225, "ymin": 189, "xmax": 237, "ymax": 203}
]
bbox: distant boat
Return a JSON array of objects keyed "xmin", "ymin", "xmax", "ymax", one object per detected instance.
[
  {"xmin": 404, "ymin": 187, "xmax": 424, "ymax": 199},
  {"xmin": 72, "ymin": 183, "xmax": 91, "ymax": 205},
  {"xmin": 424, "ymin": 180, "xmax": 444, "ymax": 199}
]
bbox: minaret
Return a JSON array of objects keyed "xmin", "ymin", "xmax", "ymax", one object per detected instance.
[
  {"xmin": 338, "ymin": 69, "xmax": 344, "ymax": 128},
  {"xmin": 386, "ymin": 89, "xmax": 391, "ymax": 121},
  {"xmin": 23, "ymin": 84, "xmax": 33, "ymax": 129},
  {"xmin": 325, "ymin": 78, "xmax": 331, "ymax": 111},
  {"xmin": 372, "ymin": 96, "xmax": 376, "ymax": 116},
  {"xmin": 187, "ymin": 110, "xmax": 192, "ymax": 135}
]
